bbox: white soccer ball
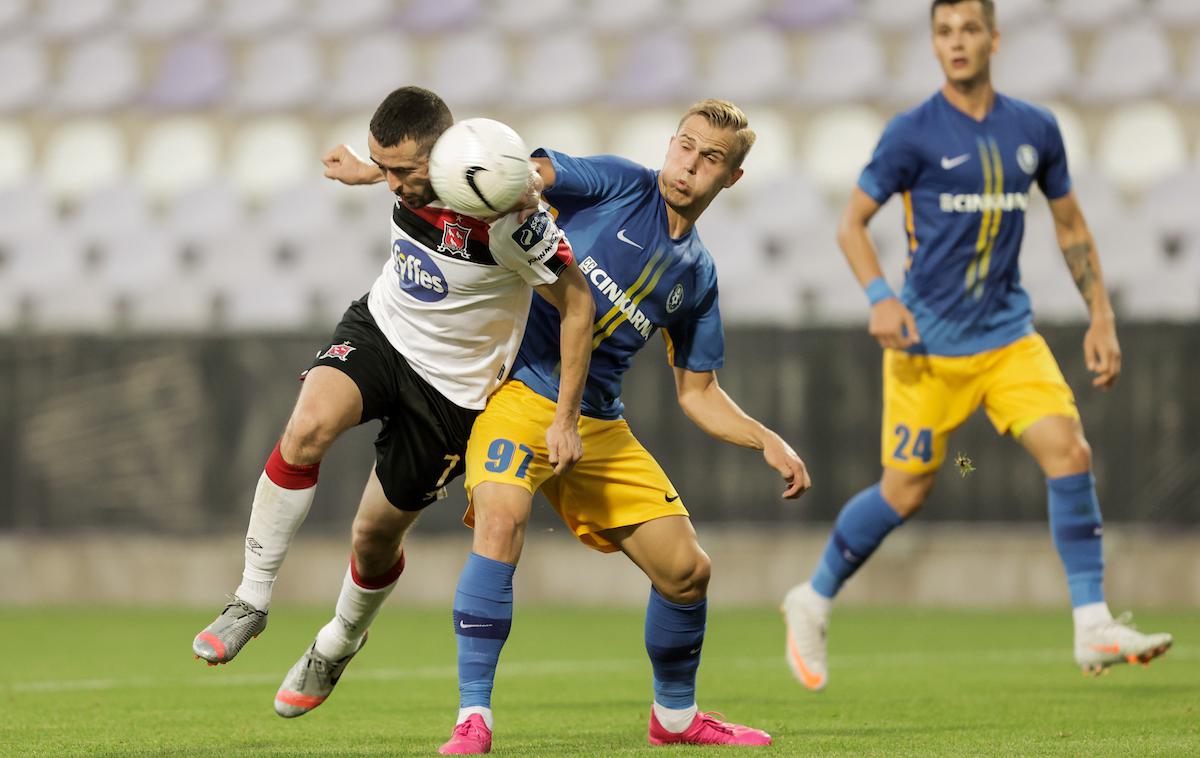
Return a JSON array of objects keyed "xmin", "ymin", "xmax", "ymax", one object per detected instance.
[{"xmin": 429, "ymin": 118, "xmax": 532, "ymax": 218}]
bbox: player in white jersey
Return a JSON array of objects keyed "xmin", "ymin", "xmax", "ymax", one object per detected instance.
[{"xmin": 191, "ymin": 88, "xmax": 595, "ymax": 690}]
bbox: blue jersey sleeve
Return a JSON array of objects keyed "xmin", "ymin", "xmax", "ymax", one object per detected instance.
[
  {"xmin": 533, "ymin": 148, "xmax": 650, "ymax": 204},
  {"xmin": 857, "ymin": 116, "xmax": 921, "ymax": 205},
  {"xmin": 1037, "ymin": 114, "xmax": 1072, "ymax": 200},
  {"xmin": 665, "ymin": 260, "xmax": 724, "ymax": 372}
]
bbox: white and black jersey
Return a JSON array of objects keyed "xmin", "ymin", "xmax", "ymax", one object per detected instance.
[{"xmin": 367, "ymin": 199, "xmax": 574, "ymax": 409}]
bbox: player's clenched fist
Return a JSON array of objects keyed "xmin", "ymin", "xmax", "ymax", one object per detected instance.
[
  {"xmin": 322, "ymin": 144, "xmax": 382, "ymax": 185},
  {"xmin": 868, "ymin": 298, "xmax": 921, "ymax": 350},
  {"xmin": 545, "ymin": 416, "xmax": 584, "ymax": 476}
]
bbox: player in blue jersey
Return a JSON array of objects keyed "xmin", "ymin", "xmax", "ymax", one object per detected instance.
[
  {"xmin": 781, "ymin": 0, "xmax": 1172, "ymax": 692},
  {"xmin": 438, "ymin": 100, "xmax": 811, "ymax": 753}
]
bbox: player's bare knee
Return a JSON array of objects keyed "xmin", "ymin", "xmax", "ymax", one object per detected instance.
[
  {"xmin": 660, "ymin": 551, "xmax": 711, "ymax": 605},
  {"xmin": 881, "ymin": 472, "xmax": 934, "ymax": 517},
  {"xmin": 350, "ymin": 520, "xmax": 402, "ymax": 575},
  {"xmin": 280, "ymin": 409, "xmax": 340, "ymax": 464},
  {"xmin": 1061, "ymin": 436, "xmax": 1092, "ymax": 474}
]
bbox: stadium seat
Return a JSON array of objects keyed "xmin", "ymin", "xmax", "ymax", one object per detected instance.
[
  {"xmin": 1096, "ymin": 102, "xmax": 1188, "ymax": 195},
  {"xmin": 704, "ymin": 27, "xmax": 791, "ymax": 104},
  {"xmin": 764, "ymin": 0, "xmax": 856, "ymax": 29},
  {"xmin": 888, "ymin": 29, "xmax": 945, "ymax": 107},
  {"xmin": 294, "ymin": 227, "xmax": 385, "ymax": 322},
  {"xmin": 517, "ymin": 111, "xmax": 603, "ymax": 158},
  {"xmin": 398, "ymin": 0, "xmax": 481, "ymax": 33},
  {"xmin": 508, "ymin": 30, "xmax": 602, "ymax": 107},
  {"xmin": 0, "ymin": 183, "xmax": 55, "ymax": 239},
  {"xmin": 1079, "ymin": 20, "xmax": 1173, "ymax": 104},
  {"xmin": 699, "ymin": 205, "xmax": 805, "ymax": 326},
  {"xmin": 228, "ymin": 117, "xmax": 316, "ymax": 201},
  {"xmin": 862, "ymin": 0, "xmax": 939, "ymax": 31},
  {"xmin": 485, "ymin": 0, "xmax": 575, "ymax": 33},
  {"xmin": 0, "ymin": 0, "xmax": 29, "ymax": 34},
  {"xmin": 1054, "ymin": 0, "xmax": 1141, "ymax": 30},
  {"xmin": 1177, "ymin": 33, "xmax": 1200, "ymax": 103},
  {"xmin": 324, "ymin": 33, "xmax": 416, "ymax": 114},
  {"xmin": 260, "ymin": 181, "xmax": 342, "ymax": 253},
  {"xmin": 992, "ymin": 0, "xmax": 1052, "ymax": 27},
  {"xmin": 426, "ymin": 28, "xmax": 510, "ymax": 107},
  {"xmin": 739, "ymin": 170, "xmax": 830, "ymax": 238},
  {"xmin": 144, "ymin": 36, "xmax": 231, "ymax": 110},
  {"xmin": 217, "ymin": 0, "xmax": 300, "ymax": 37},
  {"xmin": 3, "ymin": 229, "xmax": 117, "ymax": 332},
  {"xmin": 124, "ymin": 275, "xmax": 218, "ymax": 332},
  {"xmin": 0, "ymin": 120, "xmax": 34, "ymax": 188},
  {"xmin": 1042, "ymin": 101, "xmax": 1090, "ymax": 173},
  {"xmin": 794, "ymin": 23, "xmax": 884, "ymax": 105},
  {"xmin": 866, "ymin": 192, "xmax": 912, "ymax": 272},
  {"xmin": 676, "ymin": 0, "xmax": 765, "ymax": 32},
  {"xmin": 581, "ymin": 0, "xmax": 667, "ymax": 35},
  {"xmin": 53, "ymin": 34, "xmax": 141, "ymax": 112},
  {"xmin": 1070, "ymin": 169, "xmax": 1127, "ymax": 232},
  {"xmin": 307, "ymin": 0, "xmax": 393, "ymax": 35},
  {"xmin": 134, "ymin": 117, "xmax": 222, "ymax": 202},
  {"xmin": 608, "ymin": 29, "xmax": 696, "ymax": 105},
  {"xmin": 800, "ymin": 107, "xmax": 886, "ymax": 196},
  {"xmin": 733, "ymin": 108, "xmax": 795, "ymax": 190},
  {"xmin": 125, "ymin": 0, "xmax": 209, "ymax": 37},
  {"xmin": 164, "ymin": 181, "xmax": 247, "ymax": 249},
  {"xmin": 234, "ymin": 33, "xmax": 322, "ymax": 112},
  {"xmin": 1151, "ymin": 0, "xmax": 1200, "ymax": 26},
  {"xmin": 1120, "ymin": 259, "xmax": 1200, "ymax": 320},
  {"xmin": 1138, "ymin": 168, "xmax": 1200, "ymax": 254},
  {"xmin": 70, "ymin": 182, "xmax": 152, "ymax": 243},
  {"xmin": 993, "ymin": 23, "xmax": 1075, "ymax": 101},
  {"xmin": 0, "ymin": 38, "xmax": 48, "ymax": 112},
  {"xmin": 42, "ymin": 119, "xmax": 128, "ymax": 203},
  {"xmin": 1020, "ymin": 200, "xmax": 1089, "ymax": 323},
  {"xmin": 609, "ymin": 110, "xmax": 679, "ymax": 170},
  {"xmin": 37, "ymin": 0, "xmax": 117, "ymax": 38}
]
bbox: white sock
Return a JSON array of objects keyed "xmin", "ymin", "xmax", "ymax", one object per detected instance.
[
  {"xmin": 314, "ymin": 557, "xmax": 403, "ymax": 659},
  {"xmin": 234, "ymin": 470, "xmax": 317, "ymax": 610},
  {"xmin": 457, "ymin": 706, "xmax": 493, "ymax": 730},
  {"xmin": 653, "ymin": 702, "xmax": 698, "ymax": 733},
  {"xmin": 1073, "ymin": 601, "xmax": 1113, "ymax": 630}
]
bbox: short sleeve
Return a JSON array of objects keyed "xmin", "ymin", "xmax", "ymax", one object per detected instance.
[
  {"xmin": 856, "ymin": 117, "xmax": 921, "ymax": 205},
  {"xmin": 664, "ymin": 260, "xmax": 724, "ymax": 373},
  {"xmin": 534, "ymin": 148, "xmax": 651, "ymax": 204},
  {"xmin": 488, "ymin": 207, "xmax": 574, "ymax": 287},
  {"xmin": 1037, "ymin": 114, "xmax": 1072, "ymax": 200}
]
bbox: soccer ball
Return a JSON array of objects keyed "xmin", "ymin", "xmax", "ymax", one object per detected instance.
[{"xmin": 429, "ymin": 118, "xmax": 532, "ymax": 219}]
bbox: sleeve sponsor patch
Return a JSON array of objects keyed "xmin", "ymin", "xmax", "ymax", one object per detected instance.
[{"xmin": 511, "ymin": 211, "xmax": 551, "ymax": 252}]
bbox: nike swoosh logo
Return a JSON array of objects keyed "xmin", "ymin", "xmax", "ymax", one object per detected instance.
[
  {"xmin": 459, "ymin": 620, "xmax": 493, "ymax": 629},
  {"xmin": 664, "ymin": 493, "xmax": 680, "ymax": 503},
  {"xmin": 688, "ymin": 647, "xmax": 701, "ymax": 655},
  {"xmin": 616, "ymin": 229, "xmax": 643, "ymax": 249},
  {"xmin": 941, "ymin": 154, "xmax": 971, "ymax": 170},
  {"xmin": 464, "ymin": 165, "xmax": 499, "ymax": 213}
]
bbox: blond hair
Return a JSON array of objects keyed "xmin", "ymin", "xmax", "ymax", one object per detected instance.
[{"xmin": 678, "ymin": 99, "xmax": 756, "ymax": 169}]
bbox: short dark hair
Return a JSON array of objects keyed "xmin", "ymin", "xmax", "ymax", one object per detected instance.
[
  {"xmin": 369, "ymin": 86, "xmax": 454, "ymax": 149},
  {"xmin": 930, "ymin": 0, "xmax": 996, "ymax": 30}
]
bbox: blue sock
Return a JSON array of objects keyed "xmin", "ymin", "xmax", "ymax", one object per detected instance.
[
  {"xmin": 644, "ymin": 587, "xmax": 705, "ymax": 709},
  {"xmin": 810, "ymin": 483, "xmax": 905, "ymax": 599},
  {"xmin": 454, "ymin": 552, "xmax": 515, "ymax": 709},
  {"xmin": 1047, "ymin": 472, "xmax": 1105, "ymax": 607}
]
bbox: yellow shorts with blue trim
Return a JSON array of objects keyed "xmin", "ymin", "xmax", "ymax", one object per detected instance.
[
  {"xmin": 463, "ymin": 380, "xmax": 687, "ymax": 553},
  {"xmin": 882, "ymin": 333, "xmax": 1079, "ymax": 474}
]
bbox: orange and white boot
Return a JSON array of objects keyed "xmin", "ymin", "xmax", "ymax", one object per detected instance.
[{"xmin": 781, "ymin": 582, "xmax": 830, "ymax": 691}]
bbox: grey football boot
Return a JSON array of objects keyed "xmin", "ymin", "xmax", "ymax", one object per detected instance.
[
  {"xmin": 274, "ymin": 634, "xmax": 368, "ymax": 717},
  {"xmin": 192, "ymin": 596, "xmax": 268, "ymax": 665}
]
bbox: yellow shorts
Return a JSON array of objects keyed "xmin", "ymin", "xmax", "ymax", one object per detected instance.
[
  {"xmin": 463, "ymin": 380, "xmax": 687, "ymax": 552},
  {"xmin": 882, "ymin": 333, "xmax": 1079, "ymax": 474}
]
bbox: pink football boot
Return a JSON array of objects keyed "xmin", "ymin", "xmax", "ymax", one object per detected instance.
[
  {"xmin": 648, "ymin": 709, "xmax": 772, "ymax": 746},
  {"xmin": 438, "ymin": 714, "xmax": 493, "ymax": 755}
]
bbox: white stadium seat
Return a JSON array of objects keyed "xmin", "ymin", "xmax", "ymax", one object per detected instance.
[
  {"xmin": 164, "ymin": 181, "xmax": 247, "ymax": 248},
  {"xmin": 1079, "ymin": 20, "xmax": 1173, "ymax": 104},
  {"xmin": 1177, "ymin": 33, "xmax": 1200, "ymax": 103},
  {"xmin": 144, "ymin": 36, "xmax": 231, "ymax": 110},
  {"xmin": 704, "ymin": 27, "xmax": 791, "ymax": 104},
  {"xmin": 609, "ymin": 29, "xmax": 697, "ymax": 105},
  {"xmin": 37, "ymin": 0, "xmax": 117, "ymax": 38},
  {"xmin": 1096, "ymin": 102, "xmax": 1188, "ymax": 195},
  {"xmin": 260, "ymin": 180, "xmax": 342, "ymax": 252},
  {"xmin": 125, "ymin": 0, "xmax": 209, "ymax": 37},
  {"xmin": 0, "ymin": 120, "xmax": 34, "ymax": 188},
  {"xmin": 307, "ymin": 0, "xmax": 394, "ymax": 35},
  {"xmin": 731, "ymin": 108, "xmax": 795, "ymax": 191},
  {"xmin": 993, "ymin": 23, "xmax": 1075, "ymax": 102},
  {"xmin": 1042, "ymin": 102, "xmax": 1090, "ymax": 174},
  {"xmin": 0, "ymin": 0, "xmax": 30, "ymax": 34},
  {"xmin": 135, "ymin": 117, "xmax": 222, "ymax": 202},
  {"xmin": 1138, "ymin": 169, "xmax": 1200, "ymax": 252},
  {"xmin": 862, "ymin": 0, "xmax": 938, "ymax": 31},
  {"xmin": 324, "ymin": 33, "xmax": 416, "ymax": 114},
  {"xmin": 234, "ymin": 33, "xmax": 322, "ymax": 112},
  {"xmin": 516, "ymin": 111, "xmax": 603, "ymax": 159},
  {"xmin": 1054, "ymin": 0, "xmax": 1141, "ymax": 30},
  {"xmin": 228, "ymin": 117, "xmax": 316, "ymax": 200},
  {"xmin": 42, "ymin": 119, "xmax": 128, "ymax": 203},
  {"xmin": 765, "ymin": 0, "xmax": 856, "ymax": 30},
  {"xmin": 1151, "ymin": 0, "xmax": 1200, "ymax": 26},
  {"xmin": 581, "ymin": 0, "xmax": 668, "ymax": 35},
  {"xmin": 608, "ymin": 110, "xmax": 678, "ymax": 171},
  {"xmin": 0, "ymin": 38, "xmax": 48, "ymax": 112},
  {"xmin": 426, "ymin": 28, "xmax": 511, "ymax": 107},
  {"xmin": 676, "ymin": 0, "xmax": 765, "ymax": 32},
  {"xmin": 0, "ymin": 183, "xmax": 55, "ymax": 239},
  {"xmin": 795, "ymin": 23, "xmax": 884, "ymax": 105},
  {"xmin": 508, "ymin": 31, "xmax": 602, "ymax": 107},
  {"xmin": 70, "ymin": 182, "xmax": 152, "ymax": 243},
  {"xmin": 800, "ymin": 106, "xmax": 887, "ymax": 196},
  {"xmin": 217, "ymin": 0, "xmax": 300, "ymax": 37},
  {"xmin": 485, "ymin": 0, "xmax": 576, "ymax": 32},
  {"xmin": 53, "ymin": 34, "xmax": 141, "ymax": 112},
  {"xmin": 888, "ymin": 29, "xmax": 945, "ymax": 107},
  {"xmin": 399, "ymin": 0, "xmax": 481, "ymax": 33},
  {"xmin": 1121, "ymin": 260, "xmax": 1200, "ymax": 321}
]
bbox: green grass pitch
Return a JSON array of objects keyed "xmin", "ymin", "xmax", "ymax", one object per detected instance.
[{"xmin": 1, "ymin": 607, "xmax": 1196, "ymax": 756}]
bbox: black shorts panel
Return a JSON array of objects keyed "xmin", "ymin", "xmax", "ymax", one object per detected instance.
[{"xmin": 309, "ymin": 297, "xmax": 479, "ymax": 510}]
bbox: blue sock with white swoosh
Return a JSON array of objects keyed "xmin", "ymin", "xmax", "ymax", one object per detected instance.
[
  {"xmin": 1047, "ymin": 472, "xmax": 1106, "ymax": 608},
  {"xmin": 645, "ymin": 587, "xmax": 706, "ymax": 709},
  {"xmin": 454, "ymin": 552, "xmax": 515, "ymax": 709}
]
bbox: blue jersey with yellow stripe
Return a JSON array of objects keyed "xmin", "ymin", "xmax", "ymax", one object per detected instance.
[
  {"xmin": 511, "ymin": 148, "xmax": 724, "ymax": 420},
  {"xmin": 858, "ymin": 91, "xmax": 1072, "ymax": 356}
]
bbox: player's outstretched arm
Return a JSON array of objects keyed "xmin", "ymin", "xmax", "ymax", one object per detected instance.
[
  {"xmin": 838, "ymin": 188, "xmax": 920, "ymax": 350},
  {"xmin": 1048, "ymin": 191, "xmax": 1120, "ymax": 389},
  {"xmin": 322, "ymin": 144, "xmax": 385, "ymax": 185},
  {"xmin": 672, "ymin": 367, "xmax": 811, "ymax": 499},
  {"xmin": 533, "ymin": 264, "xmax": 595, "ymax": 474}
]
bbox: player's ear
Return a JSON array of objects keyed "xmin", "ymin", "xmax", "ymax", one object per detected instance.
[{"xmin": 724, "ymin": 167, "xmax": 744, "ymax": 189}]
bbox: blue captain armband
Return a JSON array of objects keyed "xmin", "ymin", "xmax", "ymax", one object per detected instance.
[{"xmin": 865, "ymin": 277, "xmax": 896, "ymax": 305}]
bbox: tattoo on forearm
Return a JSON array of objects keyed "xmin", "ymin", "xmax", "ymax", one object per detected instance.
[{"xmin": 1063, "ymin": 240, "xmax": 1096, "ymax": 307}]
